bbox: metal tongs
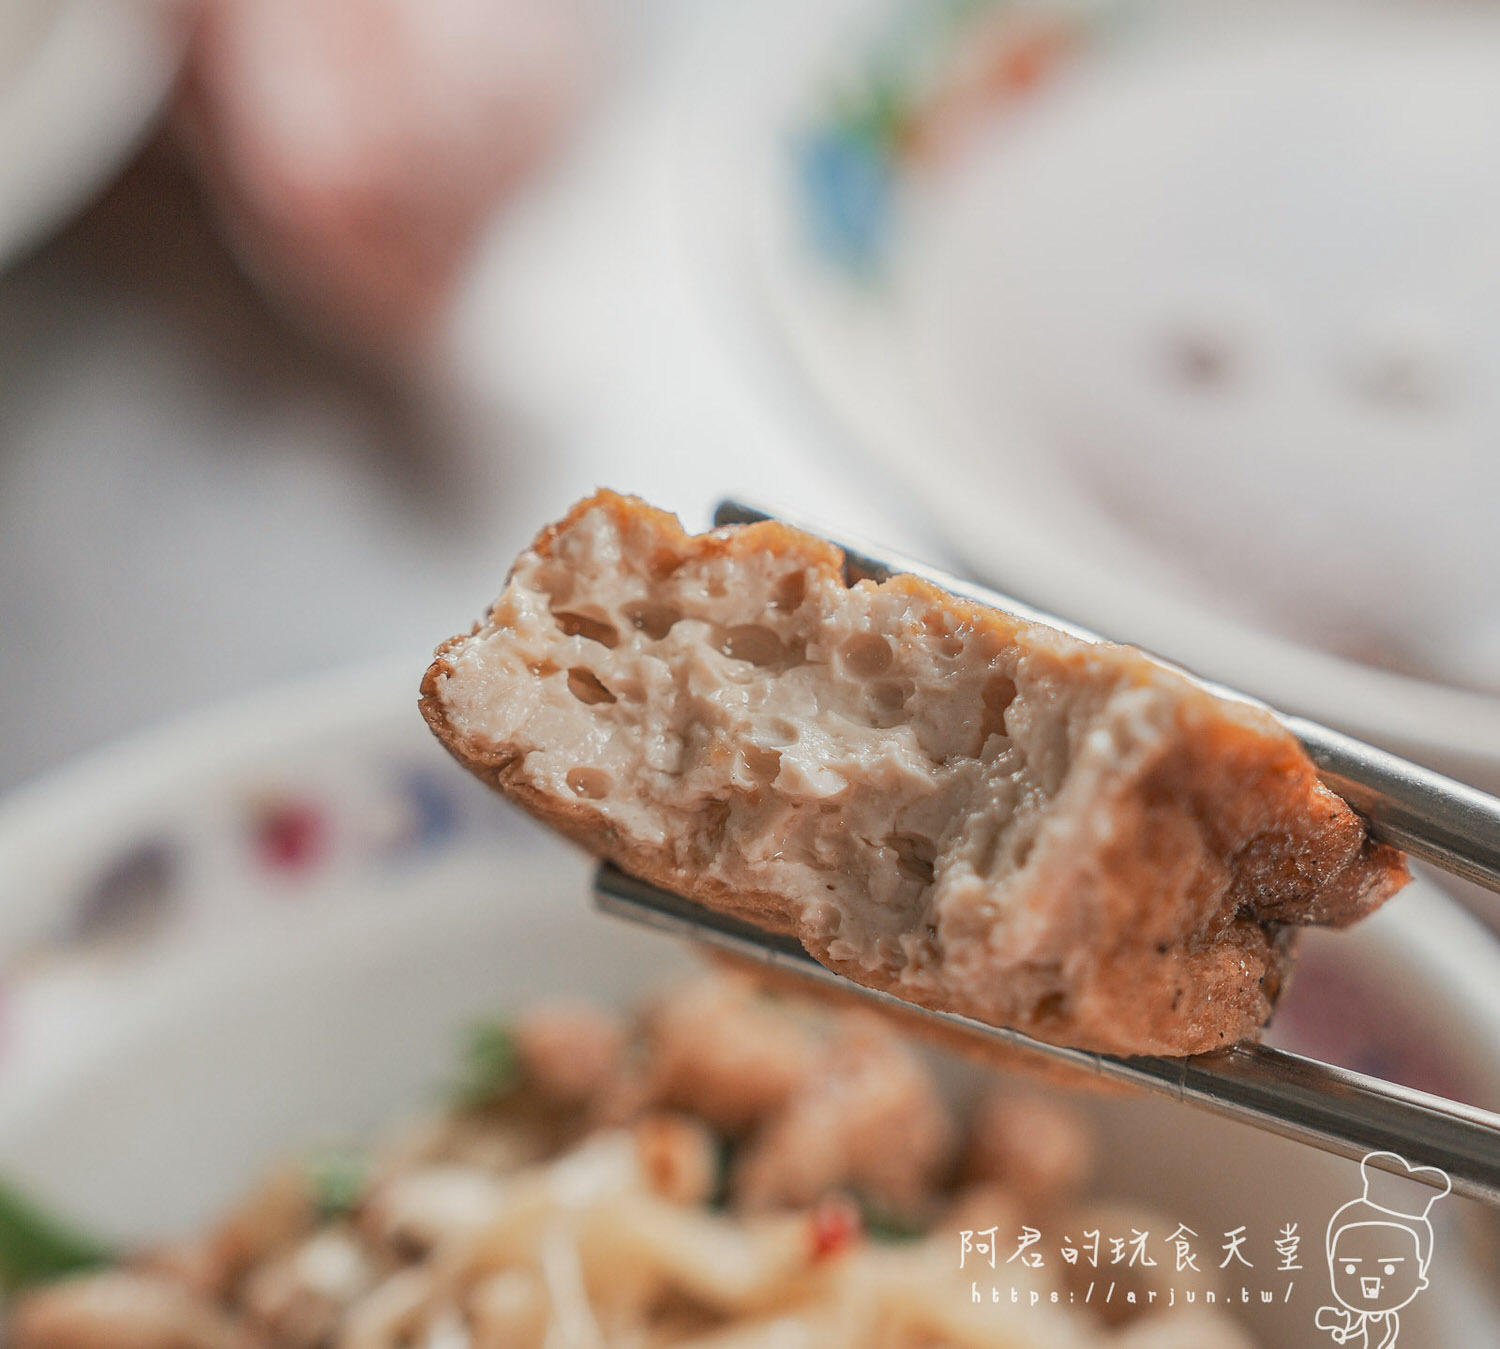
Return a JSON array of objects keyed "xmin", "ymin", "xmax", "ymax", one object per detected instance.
[{"xmin": 594, "ymin": 500, "xmax": 1500, "ymax": 1207}]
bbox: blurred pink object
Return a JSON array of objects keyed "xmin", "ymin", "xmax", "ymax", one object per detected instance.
[{"xmin": 179, "ymin": 0, "xmax": 597, "ymax": 361}]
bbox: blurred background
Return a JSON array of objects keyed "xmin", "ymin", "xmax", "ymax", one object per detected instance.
[
  {"xmin": 3, "ymin": 4, "xmax": 1500, "ymax": 1339},
  {"xmin": 0, "ymin": 0, "xmax": 927, "ymax": 796},
  {"xmin": 6, "ymin": 0, "xmax": 1500, "ymax": 807},
  {"xmin": 5, "ymin": 0, "xmax": 1500, "ymax": 795}
]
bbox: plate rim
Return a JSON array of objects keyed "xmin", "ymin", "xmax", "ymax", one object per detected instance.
[{"xmin": 705, "ymin": 0, "xmax": 1500, "ymax": 774}]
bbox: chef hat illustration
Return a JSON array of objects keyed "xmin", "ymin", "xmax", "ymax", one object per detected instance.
[
  {"xmin": 1358, "ymin": 1152, "xmax": 1452, "ymax": 1221},
  {"xmin": 1326, "ymin": 1152, "xmax": 1452, "ymax": 1274}
]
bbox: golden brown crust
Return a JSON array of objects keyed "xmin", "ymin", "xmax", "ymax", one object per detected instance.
[{"xmin": 420, "ymin": 491, "xmax": 1409, "ymax": 1058}]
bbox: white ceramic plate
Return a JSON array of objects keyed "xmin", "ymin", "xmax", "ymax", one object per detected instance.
[
  {"xmin": 0, "ymin": 0, "xmax": 180, "ymax": 268},
  {"xmin": 693, "ymin": 0, "xmax": 1500, "ymax": 789},
  {"xmin": 0, "ymin": 659, "xmax": 1497, "ymax": 1341}
]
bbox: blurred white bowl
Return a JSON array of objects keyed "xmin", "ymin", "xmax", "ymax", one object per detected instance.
[
  {"xmin": 0, "ymin": 658, "xmax": 1497, "ymax": 1342},
  {"xmin": 0, "ymin": 0, "xmax": 180, "ymax": 267},
  {"xmin": 684, "ymin": 0, "xmax": 1500, "ymax": 793}
]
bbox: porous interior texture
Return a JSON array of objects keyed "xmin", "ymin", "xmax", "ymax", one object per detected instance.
[{"xmin": 422, "ymin": 492, "xmax": 1408, "ymax": 1056}]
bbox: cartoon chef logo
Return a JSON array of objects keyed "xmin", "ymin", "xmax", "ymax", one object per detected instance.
[{"xmin": 1314, "ymin": 1151, "xmax": 1451, "ymax": 1348}]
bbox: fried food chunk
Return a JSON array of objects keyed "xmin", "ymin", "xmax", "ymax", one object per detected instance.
[{"xmin": 422, "ymin": 492, "xmax": 1408, "ymax": 1054}]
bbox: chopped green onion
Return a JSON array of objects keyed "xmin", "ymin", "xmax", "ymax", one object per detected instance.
[
  {"xmin": 0, "ymin": 1177, "xmax": 113, "ymax": 1293},
  {"xmin": 305, "ymin": 1147, "xmax": 368, "ymax": 1219},
  {"xmin": 854, "ymin": 1194, "xmax": 927, "ymax": 1244},
  {"xmin": 707, "ymin": 1134, "xmax": 736, "ymax": 1211},
  {"xmin": 449, "ymin": 1019, "xmax": 521, "ymax": 1108}
]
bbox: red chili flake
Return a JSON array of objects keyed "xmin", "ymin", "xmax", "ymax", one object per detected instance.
[
  {"xmin": 807, "ymin": 1197, "xmax": 862, "ymax": 1262},
  {"xmin": 254, "ymin": 801, "xmax": 328, "ymax": 873}
]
